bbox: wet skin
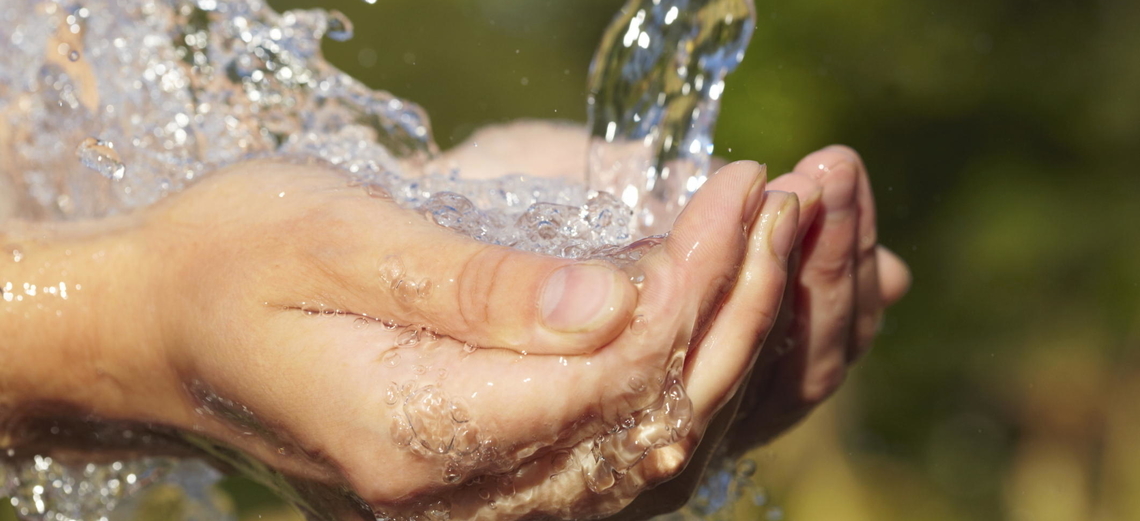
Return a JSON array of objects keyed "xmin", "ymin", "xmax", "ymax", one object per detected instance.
[{"xmin": 0, "ymin": 123, "xmax": 908, "ymax": 520}]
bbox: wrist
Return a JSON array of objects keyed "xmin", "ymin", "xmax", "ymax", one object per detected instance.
[{"xmin": 0, "ymin": 216, "xmax": 182, "ymax": 439}]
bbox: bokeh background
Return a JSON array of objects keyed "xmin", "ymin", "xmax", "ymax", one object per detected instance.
[{"xmin": 4, "ymin": 0, "xmax": 1139, "ymax": 520}]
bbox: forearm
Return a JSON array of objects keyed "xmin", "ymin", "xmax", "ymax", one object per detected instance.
[{"xmin": 0, "ymin": 217, "xmax": 179, "ymax": 436}]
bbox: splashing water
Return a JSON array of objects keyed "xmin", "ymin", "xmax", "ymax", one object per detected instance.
[
  {"xmin": 588, "ymin": 0, "xmax": 755, "ymax": 235},
  {"xmin": 0, "ymin": 0, "xmax": 762, "ymax": 519}
]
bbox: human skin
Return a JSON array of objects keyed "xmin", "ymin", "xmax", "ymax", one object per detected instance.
[{"xmin": 0, "ymin": 130, "xmax": 907, "ymax": 519}]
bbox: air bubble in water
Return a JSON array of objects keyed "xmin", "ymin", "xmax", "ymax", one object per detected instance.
[
  {"xmin": 76, "ymin": 138, "xmax": 125, "ymax": 181},
  {"xmin": 68, "ymin": 50, "xmax": 80, "ymax": 61}
]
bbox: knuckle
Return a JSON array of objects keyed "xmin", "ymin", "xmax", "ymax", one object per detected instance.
[
  {"xmin": 806, "ymin": 251, "xmax": 855, "ymax": 283},
  {"xmin": 455, "ymin": 245, "xmax": 512, "ymax": 335}
]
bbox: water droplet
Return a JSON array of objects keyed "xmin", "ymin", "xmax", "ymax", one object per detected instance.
[
  {"xmin": 384, "ymin": 382, "xmax": 400, "ymax": 405},
  {"xmin": 76, "ymin": 138, "xmax": 125, "ymax": 181},
  {"xmin": 413, "ymin": 364, "xmax": 427, "ymax": 375},
  {"xmin": 303, "ymin": 307, "xmax": 320, "ymax": 316},
  {"xmin": 736, "ymin": 459, "xmax": 757, "ymax": 478},
  {"xmin": 322, "ymin": 307, "xmax": 335, "ymax": 317},
  {"xmin": 437, "ymin": 368, "xmax": 448, "ymax": 380},
  {"xmin": 449, "ymin": 402, "xmax": 470, "ymax": 424},
  {"xmin": 390, "ymin": 415, "xmax": 414, "ymax": 446},
  {"xmin": 443, "ymin": 462, "xmax": 462, "ymax": 484},
  {"xmin": 68, "ymin": 50, "xmax": 80, "ymax": 61},
  {"xmin": 382, "ymin": 319, "xmax": 398, "ymax": 330},
  {"xmin": 627, "ymin": 375, "xmax": 648, "ymax": 394},
  {"xmin": 353, "ymin": 317, "xmax": 369, "ymax": 329},
  {"xmin": 381, "ymin": 350, "xmax": 402, "ymax": 368},
  {"xmin": 379, "ymin": 255, "xmax": 405, "ymax": 287},
  {"xmin": 462, "ymin": 342, "xmax": 478, "ymax": 354},
  {"xmin": 630, "ymin": 315, "xmax": 648, "ymax": 334},
  {"xmin": 396, "ymin": 326, "xmax": 420, "ymax": 347},
  {"xmin": 417, "ymin": 278, "xmax": 433, "ymax": 299},
  {"xmin": 326, "ymin": 10, "xmax": 354, "ymax": 41}
]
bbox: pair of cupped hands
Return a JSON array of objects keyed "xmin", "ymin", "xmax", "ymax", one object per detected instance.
[{"xmin": 20, "ymin": 122, "xmax": 908, "ymax": 520}]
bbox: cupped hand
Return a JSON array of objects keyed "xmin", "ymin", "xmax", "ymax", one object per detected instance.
[
  {"xmin": 437, "ymin": 121, "xmax": 911, "ymax": 517},
  {"xmin": 128, "ymin": 157, "xmax": 795, "ymax": 520}
]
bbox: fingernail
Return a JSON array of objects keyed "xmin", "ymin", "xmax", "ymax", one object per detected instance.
[
  {"xmin": 742, "ymin": 164, "xmax": 769, "ymax": 225},
  {"xmin": 541, "ymin": 264, "xmax": 626, "ymax": 333},
  {"xmin": 759, "ymin": 191, "xmax": 799, "ymax": 263}
]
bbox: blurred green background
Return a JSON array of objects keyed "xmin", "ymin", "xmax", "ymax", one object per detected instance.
[{"xmin": 5, "ymin": 0, "xmax": 1139, "ymax": 520}]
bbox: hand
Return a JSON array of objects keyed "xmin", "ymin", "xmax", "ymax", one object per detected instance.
[
  {"xmin": 144, "ymin": 159, "xmax": 800, "ymax": 519},
  {"xmin": 0, "ymin": 155, "xmax": 796, "ymax": 519},
  {"xmin": 723, "ymin": 146, "xmax": 911, "ymax": 452},
  {"xmin": 437, "ymin": 122, "xmax": 911, "ymax": 518}
]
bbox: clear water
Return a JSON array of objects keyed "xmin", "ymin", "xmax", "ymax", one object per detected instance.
[{"xmin": 0, "ymin": 0, "xmax": 768, "ymax": 519}]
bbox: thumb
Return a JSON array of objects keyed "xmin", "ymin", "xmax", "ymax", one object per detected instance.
[{"xmin": 325, "ymin": 193, "xmax": 638, "ymax": 355}]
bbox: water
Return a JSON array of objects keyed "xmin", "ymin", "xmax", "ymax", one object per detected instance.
[
  {"xmin": 588, "ymin": 0, "xmax": 755, "ymax": 235},
  {"xmin": 0, "ymin": 0, "xmax": 763, "ymax": 519}
]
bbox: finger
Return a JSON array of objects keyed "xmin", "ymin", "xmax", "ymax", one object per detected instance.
[
  {"xmin": 877, "ymin": 246, "xmax": 911, "ymax": 305},
  {"xmin": 684, "ymin": 191, "xmax": 799, "ymax": 421},
  {"xmin": 789, "ymin": 146, "xmax": 860, "ymax": 400},
  {"xmin": 308, "ymin": 189, "xmax": 637, "ymax": 356},
  {"xmin": 766, "ymin": 171, "xmax": 823, "ymax": 241},
  {"xmin": 839, "ymin": 146, "xmax": 882, "ymax": 360},
  {"xmin": 642, "ymin": 160, "xmax": 767, "ymax": 337}
]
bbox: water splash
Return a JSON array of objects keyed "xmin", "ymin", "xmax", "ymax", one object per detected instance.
[
  {"xmin": 587, "ymin": 0, "xmax": 756, "ymax": 235},
  {"xmin": 75, "ymin": 138, "xmax": 125, "ymax": 181}
]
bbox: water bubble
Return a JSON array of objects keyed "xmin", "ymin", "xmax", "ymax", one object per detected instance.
[
  {"xmin": 449, "ymin": 402, "xmax": 469, "ymax": 424},
  {"xmin": 404, "ymin": 386, "xmax": 457, "ymax": 454},
  {"xmin": 381, "ymin": 350, "xmax": 402, "ymax": 368},
  {"xmin": 627, "ymin": 375, "xmax": 648, "ymax": 393},
  {"xmin": 76, "ymin": 138, "xmax": 125, "ymax": 181},
  {"xmin": 384, "ymin": 382, "xmax": 400, "ymax": 405},
  {"xmin": 382, "ymin": 319, "xmax": 399, "ymax": 330},
  {"xmin": 353, "ymin": 317, "xmax": 369, "ymax": 329},
  {"xmin": 442, "ymin": 462, "xmax": 462, "ymax": 484},
  {"xmin": 736, "ymin": 459, "xmax": 757, "ymax": 478},
  {"xmin": 629, "ymin": 315, "xmax": 648, "ymax": 334},
  {"xmin": 68, "ymin": 50, "xmax": 80, "ymax": 61},
  {"xmin": 462, "ymin": 342, "xmax": 478, "ymax": 354},
  {"xmin": 379, "ymin": 255, "xmax": 405, "ymax": 287},
  {"xmin": 390, "ymin": 415, "xmax": 414, "ymax": 446},
  {"xmin": 394, "ymin": 280, "xmax": 418, "ymax": 303},
  {"xmin": 395, "ymin": 326, "xmax": 420, "ymax": 347},
  {"xmin": 413, "ymin": 364, "xmax": 427, "ymax": 375},
  {"xmin": 326, "ymin": 10, "xmax": 354, "ymax": 41}
]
